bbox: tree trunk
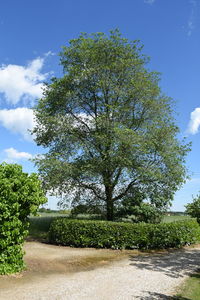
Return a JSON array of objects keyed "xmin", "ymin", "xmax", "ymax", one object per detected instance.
[
  {"xmin": 106, "ymin": 196, "xmax": 114, "ymax": 221},
  {"xmin": 104, "ymin": 174, "xmax": 114, "ymax": 221},
  {"xmin": 106, "ymin": 185, "xmax": 114, "ymax": 221}
]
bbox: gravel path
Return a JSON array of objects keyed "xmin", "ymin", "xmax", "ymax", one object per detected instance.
[{"xmin": 1, "ymin": 242, "xmax": 200, "ymax": 300}]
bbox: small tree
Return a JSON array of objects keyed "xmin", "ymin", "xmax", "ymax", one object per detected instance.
[
  {"xmin": 116, "ymin": 199, "xmax": 163, "ymax": 223},
  {"xmin": 32, "ymin": 29, "xmax": 190, "ymax": 221},
  {"xmin": 0, "ymin": 163, "xmax": 47, "ymax": 274},
  {"xmin": 185, "ymin": 194, "xmax": 200, "ymax": 224}
]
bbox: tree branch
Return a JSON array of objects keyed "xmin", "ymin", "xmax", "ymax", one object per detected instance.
[
  {"xmin": 77, "ymin": 182, "xmax": 105, "ymax": 201},
  {"xmin": 112, "ymin": 178, "xmax": 137, "ymax": 202}
]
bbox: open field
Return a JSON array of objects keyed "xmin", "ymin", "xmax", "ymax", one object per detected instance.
[
  {"xmin": 28, "ymin": 216, "xmax": 54, "ymax": 240},
  {"xmin": 162, "ymin": 215, "xmax": 193, "ymax": 223}
]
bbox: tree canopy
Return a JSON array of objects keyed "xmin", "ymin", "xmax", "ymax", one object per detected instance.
[{"xmin": 32, "ymin": 30, "xmax": 190, "ymax": 220}]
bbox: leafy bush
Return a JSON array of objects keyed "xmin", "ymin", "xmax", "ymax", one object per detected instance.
[
  {"xmin": 49, "ymin": 218, "xmax": 200, "ymax": 250},
  {"xmin": 130, "ymin": 203, "xmax": 163, "ymax": 223},
  {"xmin": 0, "ymin": 163, "xmax": 47, "ymax": 274},
  {"xmin": 116, "ymin": 196, "xmax": 164, "ymax": 224},
  {"xmin": 185, "ymin": 194, "xmax": 200, "ymax": 224}
]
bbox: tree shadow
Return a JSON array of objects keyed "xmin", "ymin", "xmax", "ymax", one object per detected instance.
[
  {"xmin": 134, "ymin": 291, "xmax": 190, "ymax": 299},
  {"xmin": 190, "ymin": 271, "xmax": 200, "ymax": 279},
  {"xmin": 129, "ymin": 247, "xmax": 200, "ymax": 278}
]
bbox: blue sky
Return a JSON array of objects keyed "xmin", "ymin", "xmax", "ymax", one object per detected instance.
[{"xmin": 0, "ymin": 0, "xmax": 199, "ymax": 211}]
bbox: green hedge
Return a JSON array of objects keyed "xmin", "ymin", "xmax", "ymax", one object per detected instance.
[{"xmin": 48, "ymin": 218, "xmax": 200, "ymax": 250}]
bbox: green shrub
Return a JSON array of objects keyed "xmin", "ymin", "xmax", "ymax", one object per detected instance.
[
  {"xmin": 185, "ymin": 194, "xmax": 200, "ymax": 224},
  {"xmin": 0, "ymin": 163, "xmax": 47, "ymax": 274},
  {"xmin": 130, "ymin": 203, "xmax": 163, "ymax": 224},
  {"xmin": 116, "ymin": 196, "xmax": 163, "ymax": 224},
  {"xmin": 49, "ymin": 218, "xmax": 200, "ymax": 250}
]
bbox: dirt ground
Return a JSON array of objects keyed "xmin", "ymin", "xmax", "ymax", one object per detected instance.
[
  {"xmin": 1, "ymin": 242, "xmax": 200, "ymax": 300},
  {"xmin": 0, "ymin": 242, "xmax": 133, "ymax": 299}
]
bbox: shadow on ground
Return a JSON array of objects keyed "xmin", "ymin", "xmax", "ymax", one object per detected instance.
[
  {"xmin": 134, "ymin": 291, "xmax": 190, "ymax": 299},
  {"xmin": 129, "ymin": 247, "xmax": 200, "ymax": 278}
]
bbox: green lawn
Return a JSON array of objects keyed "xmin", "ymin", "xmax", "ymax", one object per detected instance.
[{"xmin": 175, "ymin": 272, "xmax": 200, "ymax": 300}]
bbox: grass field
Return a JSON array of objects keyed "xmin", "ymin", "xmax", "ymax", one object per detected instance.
[
  {"xmin": 162, "ymin": 215, "xmax": 192, "ymax": 223},
  {"xmin": 28, "ymin": 216, "xmax": 56, "ymax": 240}
]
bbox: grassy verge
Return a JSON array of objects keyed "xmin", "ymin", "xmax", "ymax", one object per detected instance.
[{"xmin": 175, "ymin": 272, "xmax": 200, "ymax": 300}]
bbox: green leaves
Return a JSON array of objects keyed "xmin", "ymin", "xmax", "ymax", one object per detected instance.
[
  {"xmin": 32, "ymin": 29, "xmax": 190, "ymax": 220},
  {"xmin": 185, "ymin": 194, "xmax": 200, "ymax": 223},
  {"xmin": 49, "ymin": 218, "xmax": 200, "ymax": 250},
  {"xmin": 0, "ymin": 163, "xmax": 47, "ymax": 274}
]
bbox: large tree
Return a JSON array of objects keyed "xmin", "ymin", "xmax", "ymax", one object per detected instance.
[{"xmin": 32, "ymin": 30, "xmax": 190, "ymax": 221}]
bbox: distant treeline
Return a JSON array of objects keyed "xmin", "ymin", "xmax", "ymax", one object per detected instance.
[
  {"xmin": 38, "ymin": 207, "xmax": 186, "ymax": 216},
  {"xmin": 165, "ymin": 211, "xmax": 186, "ymax": 216},
  {"xmin": 38, "ymin": 207, "xmax": 70, "ymax": 214}
]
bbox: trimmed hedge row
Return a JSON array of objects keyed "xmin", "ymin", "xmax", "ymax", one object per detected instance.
[{"xmin": 48, "ymin": 218, "xmax": 200, "ymax": 250}]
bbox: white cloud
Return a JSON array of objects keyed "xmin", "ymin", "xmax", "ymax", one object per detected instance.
[
  {"xmin": 144, "ymin": 0, "xmax": 155, "ymax": 4},
  {"xmin": 0, "ymin": 107, "xmax": 35, "ymax": 141},
  {"xmin": 4, "ymin": 147, "xmax": 33, "ymax": 161},
  {"xmin": 0, "ymin": 57, "xmax": 48, "ymax": 105},
  {"xmin": 187, "ymin": 0, "xmax": 197, "ymax": 36},
  {"xmin": 0, "ymin": 108, "xmax": 94, "ymax": 141},
  {"xmin": 187, "ymin": 107, "xmax": 200, "ymax": 134}
]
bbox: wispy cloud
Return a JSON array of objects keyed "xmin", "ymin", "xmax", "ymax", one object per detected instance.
[
  {"xmin": 144, "ymin": 0, "xmax": 156, "ymax": 4},
  {"xmin": 0, "ymin": 109, "xmax": 94, "ymax": 141},
  {"xmin": 187, "ymin": 107, "xmax": 200, "ymax": 135},
  {"xmin": 186, "ymin": 177, "xmax": 200, "ymax": 184},
  {"xmin": 187, "ymin": 0, "xmax": 197, "ymax": 36},
  {"xmin": 4, "ymin": 147, "xmax": 33, "ymax": 162},
  {"xmin": 0, "ymin": 107, "xmax": 35, "ymax": 141},
  {"xmin": 0, "ymin": 53, "xmax": 52, "ymax": 105}
]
